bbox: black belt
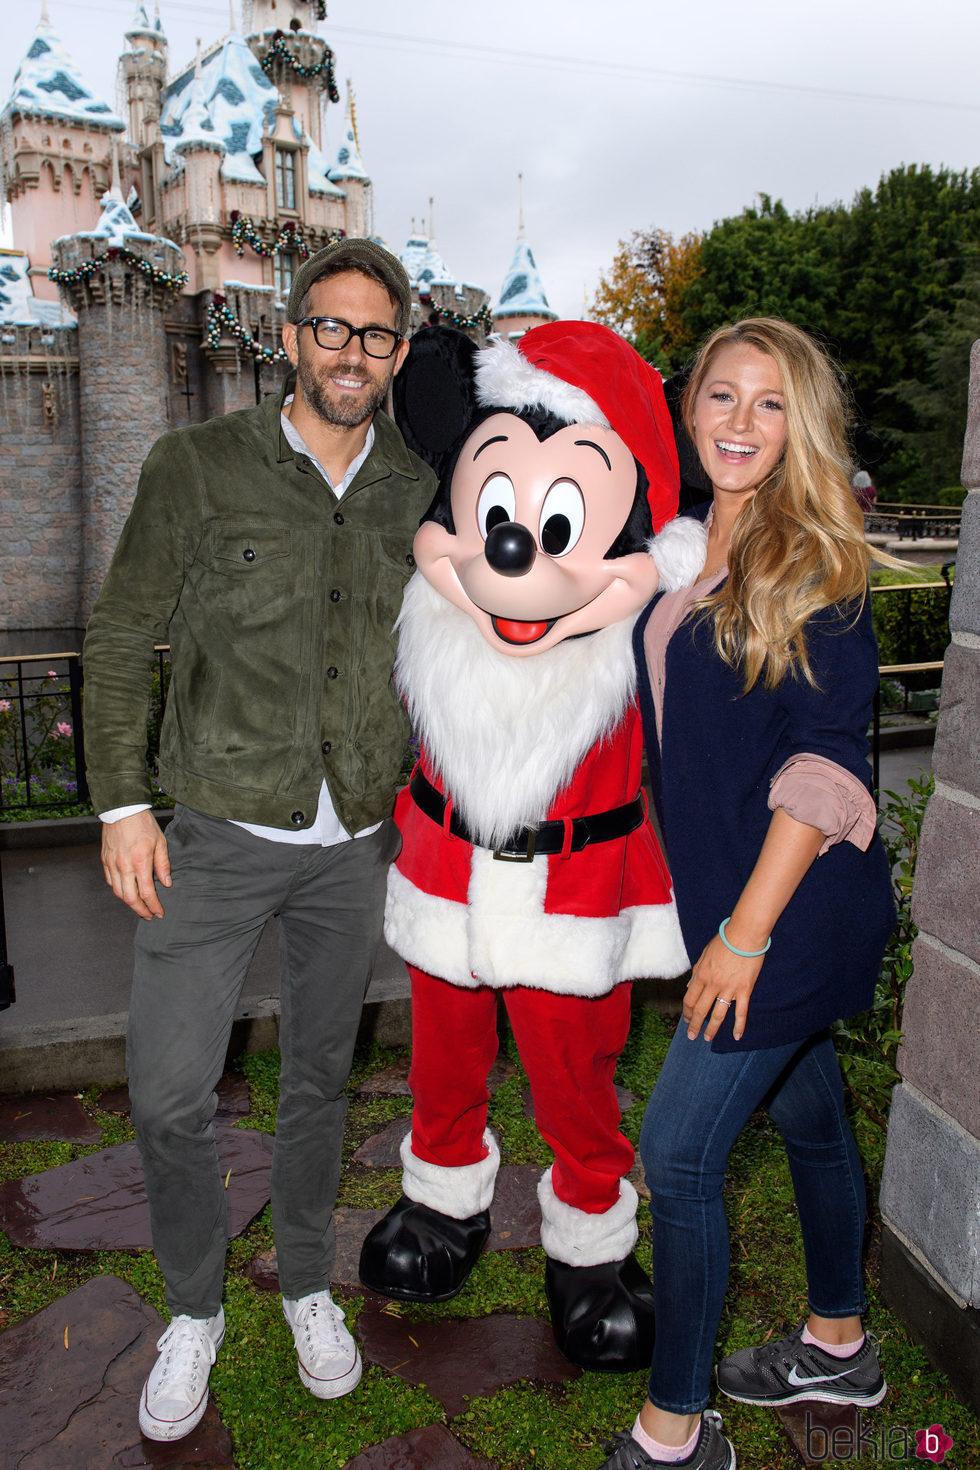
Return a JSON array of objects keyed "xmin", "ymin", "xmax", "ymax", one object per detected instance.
[{"xmin": 409, "ymin": 765, "xmax": 645, "ymax": 862}]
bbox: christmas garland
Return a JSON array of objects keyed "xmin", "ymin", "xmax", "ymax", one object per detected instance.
[
  {"xmin": 232, "ymin": 215, "xmax": 314, "ymax": 261},
  {"xmin": 204, "ymin": 299, "xmax": 290, "ymax": 365},
  {"xmin": 422, "ymin": 298, "xmax": 494, "ymax": 332},
  {"xmin": 259, "ymin": 31, "xmax": 339, "ymax": 101},
  {"xmin": 48, "ymin": 248, "xmax": 188, "ymax": 293}
]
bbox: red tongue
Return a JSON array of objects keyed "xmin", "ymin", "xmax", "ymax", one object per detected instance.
[{"xmin": 494, "ymin": 617, "xmax": 550, "ymax": 644}]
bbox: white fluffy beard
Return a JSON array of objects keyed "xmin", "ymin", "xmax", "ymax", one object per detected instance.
[{"xmin": 395, "ymin": 574, "xmax": 639, "ymax": 849}]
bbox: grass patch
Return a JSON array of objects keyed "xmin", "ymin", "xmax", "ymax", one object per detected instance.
[{"xmin": 1, "ymin": 1008, "xmax": 976, "ymax": 1467}]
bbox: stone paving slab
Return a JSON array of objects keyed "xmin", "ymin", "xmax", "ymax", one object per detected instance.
[
  {"xmin": 0, "ymin": 1122, "xmax": 273, "ymax": 1251},
  {"xmin": 345, "ymin": 1422, "xmax": 498, "ymax": 1469},
  {"xmin": 355, "ymin": 1055, "xmax": 515, "ymax": 1099},
  {"xmin": 0, "ymin": 1273, "xmax": 234, "ymax": 1470},
  {"xmin": 775, "ymin": 1401, "xmax": 861, "ymax": 1465},
  {"xmin": 357, "ymin": 1302, "xmax": 580, "ymax": 1416},
  {"xmin": 243, "ymin": 1206, "xmax": 387, "ymax": 1294},
  {"xmin": 0, "ymin": 1091, "xmax": 102, "ymax": 1145},
  {"xmin": 97, "ymin": 1076, "xmax": 251, "ymax": 1122},
  {"xmin": 353, "ymin": 1115, "xmax": 411, "ymax": 1168}
]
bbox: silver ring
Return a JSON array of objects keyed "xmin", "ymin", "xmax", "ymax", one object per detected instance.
[{"xmin": 716, "ymin": 998, "xmax": 731, "ymax": 1008}]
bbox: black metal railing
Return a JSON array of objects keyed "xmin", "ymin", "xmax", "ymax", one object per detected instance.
[
  {"xmin": 867, "ymin": 502, "xmax": 962, "ymax": 540},
  {"xmin": 0, "ymin": 647, "xmax": 171, "ymax": 819},
  {"xmin": 0, "ymin": 575, "xmax": 954, "ymax": 823}
]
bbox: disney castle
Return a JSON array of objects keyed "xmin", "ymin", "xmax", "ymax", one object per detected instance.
[{"xmin": 0, "ymin": 0, "xmax": 558, "ymax": 637}]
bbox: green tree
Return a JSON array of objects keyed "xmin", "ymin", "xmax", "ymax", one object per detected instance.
[
  {"xmin": 590, "ymin": 227, "xmax": 703, "ymax": 371},
  {"xmin": 592, "ymin": 167, "xmax": 980, "ymax": 499},
  {"xmin": 879, "ymin": 259, "xmax": 980, "ymax": 492}
]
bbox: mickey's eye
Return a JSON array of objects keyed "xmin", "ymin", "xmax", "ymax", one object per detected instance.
[
  {"xmin": 539, "ymin": 479, "xmax": 585, "ymax": 557},
  {"xmin": 476, "ymin": 474, "xmax": 516, "ymax": 540}
]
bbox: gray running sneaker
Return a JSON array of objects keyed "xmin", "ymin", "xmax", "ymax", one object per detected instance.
[
  {"xmin": 716, "ymin": 1323, "xmax": 886, "ymax": 1408},
  {"xmin": 595, "ymin": 1410, "xmax": 736, "ymax": 1469}
]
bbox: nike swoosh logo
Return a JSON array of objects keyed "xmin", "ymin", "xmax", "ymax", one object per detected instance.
[{"xmin": 787, "ymin": 1364, "xmax": 858, "ymax": 1386}]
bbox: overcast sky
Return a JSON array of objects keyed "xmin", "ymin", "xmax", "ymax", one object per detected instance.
[{"xmin": 4, "ymin": 0, "xmax": 980, "ymax": 319}]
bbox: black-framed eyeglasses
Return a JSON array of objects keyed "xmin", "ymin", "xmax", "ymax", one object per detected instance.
[{"xmin": 296, "ymin": 316, "xmax": 403, "ymax": 359}]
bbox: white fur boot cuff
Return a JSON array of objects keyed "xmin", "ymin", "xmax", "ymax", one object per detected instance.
[
  {"xmin": 537, "ymin": 1169, "xmax": 639, "ymax": 1267},
  {"xmin": 401, "ymin": 1129, "xmax": 501, "ymax": 1220}
]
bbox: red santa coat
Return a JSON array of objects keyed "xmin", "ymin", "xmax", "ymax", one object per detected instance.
[{"xmin": 384, "ymin": 575, "xmax": 689, "ymax": 997}]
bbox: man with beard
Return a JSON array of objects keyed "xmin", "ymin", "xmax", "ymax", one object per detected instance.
[{"xmin": 82, "ymin": 240, "xmax": 435, "ymax": 1442}]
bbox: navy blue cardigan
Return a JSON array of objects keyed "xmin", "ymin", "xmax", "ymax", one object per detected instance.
[{"xmin": 634, "ymin": 507, "xmax": 896, "ymax": 1052}]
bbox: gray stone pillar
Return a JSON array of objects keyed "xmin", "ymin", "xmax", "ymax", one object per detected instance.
[
  {"xmin": 50, "ymin": 235, "xmax": 185, "ymax": 622},
  {"xmin": 879, "ymin": 340, "xmax": 980, "ymax": 1411}
]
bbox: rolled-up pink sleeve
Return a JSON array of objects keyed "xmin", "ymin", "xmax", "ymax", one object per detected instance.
[{"xmin": 768, "ymin": 754, "xmax": 877, "ymax": 855}]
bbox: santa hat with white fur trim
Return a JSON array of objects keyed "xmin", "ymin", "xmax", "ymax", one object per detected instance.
[{"xmin": 474, "ymin": 321, "xmax": 680, "ymax": 534}]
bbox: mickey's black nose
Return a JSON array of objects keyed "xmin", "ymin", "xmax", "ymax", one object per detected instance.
[{"xmin": 484, "ymin": 521, "xmax": 537, "ymax": 577}]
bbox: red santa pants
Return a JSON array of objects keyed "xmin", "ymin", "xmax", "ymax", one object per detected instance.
[{"xmin": 407, "ymin": 965, "xmax": 635, "ymax": 1215}]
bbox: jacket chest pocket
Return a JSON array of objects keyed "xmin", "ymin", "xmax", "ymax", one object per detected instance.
[{"xmin": 200, "ymin": 525, "xmax": 294, "ymax": 615}]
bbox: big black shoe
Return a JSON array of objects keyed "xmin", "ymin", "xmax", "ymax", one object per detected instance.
[
  {"xmin": 545, "ymin": 1252, "xmax": 655, "ymax": 1373},
  {"xmin": 358, "ymin": 1194, "xmax": 491, "ymax": 1302}
]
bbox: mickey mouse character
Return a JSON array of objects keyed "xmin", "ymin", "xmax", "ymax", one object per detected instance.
[{"xmin": 359, "ymin": 322, "xmax": 705, "ymax": 1372}]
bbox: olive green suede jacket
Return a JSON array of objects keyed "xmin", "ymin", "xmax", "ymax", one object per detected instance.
[{"xmin": 82, "ymin": 375, "xmax": 436, "ymax": 834}]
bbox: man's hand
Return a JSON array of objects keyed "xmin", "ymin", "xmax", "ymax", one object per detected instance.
[{"xmin": 100, "ymin": 810, "xmax": 171, "ymax": 919}]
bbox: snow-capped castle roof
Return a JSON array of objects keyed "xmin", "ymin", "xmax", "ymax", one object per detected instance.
[
  {"xmin": 2, "ymin": 15, "xmax": 125, "ymax": 131},
  {"xmin": 160, "ymin": 33, "xmax": 274, "ymax": 183},
  {"xmin": 0, "ymin": 248, "xmax": 75, "ymax": 328},
  {"xmin": 495, "ymin": 232, "xmax": 557, "ymax": 320}
]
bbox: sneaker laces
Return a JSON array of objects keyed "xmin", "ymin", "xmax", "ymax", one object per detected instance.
[
  {"xmin": 292, "ymin": 1294, "xmax": 346, "ymax": 1357},
  {"xmin": 150, "ymin": 1316, "xmax": 218, "ymax": 1406}
]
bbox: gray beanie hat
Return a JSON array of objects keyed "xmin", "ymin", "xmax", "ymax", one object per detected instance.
[{"xmin": 286, "ymin": 238, "xmax": 412, "ymax": 336}]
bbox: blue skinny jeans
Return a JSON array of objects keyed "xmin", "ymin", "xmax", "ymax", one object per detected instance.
[{"xmin": 639, "ymin": 1026, "xmax": 868, "ymax": 1413}]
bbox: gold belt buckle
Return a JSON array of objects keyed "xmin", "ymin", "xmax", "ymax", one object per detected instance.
[{"xmin": 492, "ymin": 829, "xmax": 536, "ymax": 862}]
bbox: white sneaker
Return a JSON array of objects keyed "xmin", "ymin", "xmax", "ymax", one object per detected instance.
[
  {"xmin": 282, "ymin": 1290, "xmax": 362, "ymax": 1399},
  {"xmin": 139, "ymin": 1307, "xmax": 225, "ymax": 1442}
]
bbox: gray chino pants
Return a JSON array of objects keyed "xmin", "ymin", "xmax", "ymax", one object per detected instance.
[{"xmin": 126, "ymin": 804, "xmax": 399, "ymax": 1318}]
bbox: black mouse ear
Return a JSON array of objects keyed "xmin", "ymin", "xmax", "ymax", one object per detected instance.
[
  {"xmin": 394, "ymin": 325, "xmax": 481, "ymax": 479},
  {"xmin": 662, "ymin": 366, "xmax": 712, "ymax": 510}
]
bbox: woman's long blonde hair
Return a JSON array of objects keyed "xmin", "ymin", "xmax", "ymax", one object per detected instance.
[{"xmin": 681, "ymin": 317, "xmax": 879, "ymax": 691}]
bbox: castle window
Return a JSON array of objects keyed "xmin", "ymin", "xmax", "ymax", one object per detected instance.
[
  {"xmin": 274, "ymin": 251, "xmax": 295, "ymax": 300},
  {"xmin": 275, "ymin": 149, "xmax": 296, "ymax": 210}
]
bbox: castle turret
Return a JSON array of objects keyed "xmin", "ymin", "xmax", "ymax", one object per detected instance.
[
  {"xmin": 245, "ymin": 0, "xmax": 338, "ymax": 149},
  {"xmin": 0, "ymin": 4, "xmax": 126, "ymax": 301},
  {"xmin": 120, "ymin": 2, "xmax": 168, "ymax": 150},
  {"xmin": 328, "ymin": 83, "xmax": 370, "ymax": 236},
  {"xmin": 49, "ymin": 188, "xmax": 185, "ymax": 619},
  {"xmin": 492, "ymin": 176, "xmax": 558, "ymax": 339}
]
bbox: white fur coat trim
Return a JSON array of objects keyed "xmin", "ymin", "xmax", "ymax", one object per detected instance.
[
  {"xmin": 537, "ymin": 1169, "xmax": 639, "ymax": 1266},
  {"xmin": 384, "ymin": 860, "xmax": 690, "ymax": 995},
  {"xmin": 648, "ymin": 516, "xmax": 708, "ymax": 593},
  {"xmin": 395, "ymin": 574, "xmax": 639, "ymax": 850},
  {"xmin": 401, "ymin": 1128, "xmax": 500, "ymax": 1219},
  {"xmin": 475, "ymin": 337, "xmax": 608, "ymax": 427}
]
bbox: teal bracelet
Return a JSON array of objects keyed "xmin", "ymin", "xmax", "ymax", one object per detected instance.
[{"xmin": 719, "ymin": 917, "xmax": 771, "ymax": 957}]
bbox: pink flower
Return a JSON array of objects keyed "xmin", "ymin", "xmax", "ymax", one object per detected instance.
[
  {"xmin": 0, "ymin": 699, "xmax": 10, "ymax": 712},
  {"xmin": 47, "ymin": 669, "xmax": 57, "ymax": 678},
  {"xmin": 57, "ymin": 721, "xmax": 73, "ymax": 737}
]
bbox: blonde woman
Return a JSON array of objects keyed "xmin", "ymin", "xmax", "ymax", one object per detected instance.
[{"xmin": 596, "ymin": 320, "xmax": 895, "ymax": 1470}]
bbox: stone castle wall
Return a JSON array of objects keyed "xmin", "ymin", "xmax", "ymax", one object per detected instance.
[
  {"xmin": 0, "ymin": 330, "xmax": 82, "ymax": 634},
  {"xmin": 879, "ymin": 339, "xmax": 980, "ymax": 1412}
]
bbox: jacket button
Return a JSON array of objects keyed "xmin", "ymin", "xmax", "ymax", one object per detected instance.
[
  {"xmin": 290, "ymin": 811, "xmax": 305, "ymax": 825},
  {"xmin": 329, "ymin": 589, "xmax": 341, "ymax": 602},
  {"xmin": 406, "ymin": 553, "xmax": 415, "ymax": 567},
  {"xmin": 321, "ymin": 740, "xmax": 331, "ymax": 755},
  {"xmin": 333, "ymin": 512, "xmax": 344, "ymax": 525},
  {"xmin": 243, "ymin": 547, "xmax": 256, "ymax": 562},
  {"xmin": 327, "ymin": 666, "xmax": 339, "ymax": 679}
]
